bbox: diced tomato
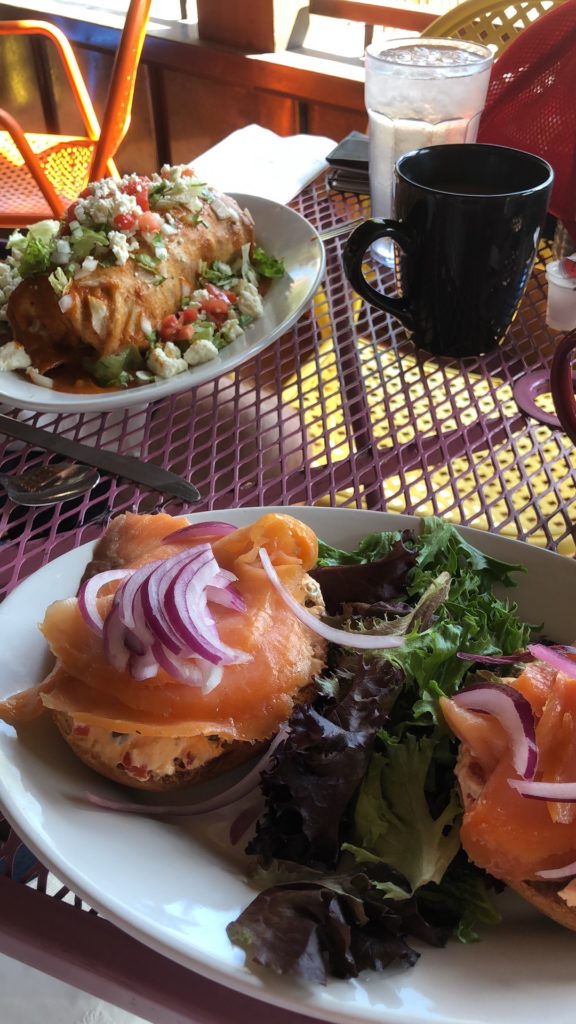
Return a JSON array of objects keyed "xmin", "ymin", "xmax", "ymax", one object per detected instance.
[
  {"xmin": 138, "ymin": 211, "xmax": 163, "ymax": 234},
  {"xmin": 64, "ymin": 200, "xmax": 79, "ymax": 226},
  {"xmin": 72, "ymin": 723, "xmax": 90, "ymax": 737},
  {"xmin": 114, "ymin": 211, "xmax": 137, "ymax": 231},
  {"xmin": 122, "ymin": 176, "xmax": 150, "ymax": 212},
  {"xmin": 175, "ymin": 325, "xmax": 195, "ymax": 343},
  {"xmin": 205, "ymin": 283, "xmax": 233, "ymax": 304},
  {"xmin": 61, "ymin": 186, "xmax": 93, "ymax": 230},
  {"xmin": 202, "ymin": 297, "xmax": 230, "ymax": 322},
  {"xmin": 159, "ymin": 314, "xmax": 181, "ymax": 341},
  {"xmin": 119, "ymin": 751, "xmax": 148, "ymax": 780},
  {"xmin": 181, "ymin": 307, "xmax": 199, "ymax": 324}
]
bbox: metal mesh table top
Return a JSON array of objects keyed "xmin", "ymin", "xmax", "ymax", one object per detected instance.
[{"xmin": 1, "ymin": 173, "xmax": 575, "ymax": 1020}]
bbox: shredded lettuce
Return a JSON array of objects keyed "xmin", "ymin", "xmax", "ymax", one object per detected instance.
[
  {"xmin": 69, "ymin": 228, "xmax": 109, "ymax": 262},
  {"xmin": 132, "ymin": 252, "xmax": 160, "ymax": 272},
  {"xmin": 8, "ymin": 220, "xmax": 60, "ymax": 277},
  {"xmin": 198, "ymin": 260, "xmax": 237, "ymax": 289},
  {"xmin": 250, "ymin": 245, "xmax": 285, "ymax": 279},
  {"xmin": 48, "ymin": 266, "xmax": 69, "ymax": 296}
]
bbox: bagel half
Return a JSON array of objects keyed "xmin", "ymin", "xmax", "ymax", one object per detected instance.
[
  {"xmin": 12, "ymin": 512, "xmax": 329, "ymax": 792},
  {"xmin": 49, "ymin": 577, "xmax": 326, "ymax": 792}
]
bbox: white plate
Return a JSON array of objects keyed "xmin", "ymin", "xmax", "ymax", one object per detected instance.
[
  {"xmin": 0, "ymin": 196, "xmax": 325, "ymax": 413},
  {"xmin": 1, "ymin": 507, "xmax": 576, "ymax": 1024}
]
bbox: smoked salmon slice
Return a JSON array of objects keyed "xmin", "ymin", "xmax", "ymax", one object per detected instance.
[
  {"xmin": 442, "ymin": 662, "xmax": 576, "ymax": 883},
  {"xmin": 0, "ymin": 512, "xmax": 325, "ymax": 747}
]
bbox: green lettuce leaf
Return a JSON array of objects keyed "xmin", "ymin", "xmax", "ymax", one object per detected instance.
[
  {"xmin": 247, "ymin": 655, "xmax": 405, "ymax": 870},
  {"xmin": 310, "ymin": 535, "xmax": 416, "ymax": 614},
  {"xmin": 415, "ymin": 516, "xmax": 525, "ymax": 588},
  {"xmin": 316, "ymin": 530, "xmax": 404, "ymax": 567},
  {"xmin": 345, "ymin": 734, "xmax": 461, "ymax": 892},
  {"xmin": 250, "ymin": 245, "xmax": 285, "ymax": 279},
  {"xmin": 70, "ymin": 228, "xmax": 109, "ymax": 261},
  {"xmin": 20, "ymin": 237, "xmax": 52, "ymax": 276},
  {"xmin": 132, "ymin": 252, "xmax": 160, "ymax": 272},
  {"xmin": 198, "ymin": 260, "xmax": 237, "ymax": 288}
]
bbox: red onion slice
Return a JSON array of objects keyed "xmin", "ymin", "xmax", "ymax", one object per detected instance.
[
  {"xmin": 153, "ymin": 641, "xmax": 207, "ymax": 687},
  {"xmin": 537, "ymin": 861, "xmax": 576, "ymax": 880},
  {"xmin": 92, "ymin": 542, "xmax": 247, "ymax": 687},
  {"xmin": 229, "ymin": 801, "xmax": 262, "ymax": 846},
  {"xmin": 116, "ymin": 559, "xmax": 165, "ymax": 631},
  {"xmin": 140, "ymin": 553, "xmax": 197, "ymax": 656},
  {"xmin": 83, "ymin": 726, "xmax": 288, "ymax": 817},
  {"xmin": 103, "ymin": 604, "xmax": 130, "ymax": 673},
  {"xmin": 452, "ymin": 682, "xmax": 538, "ymax": 780},
  {"xmin": 78, "ymin": 570, "xmax": 132, "ymax": 635},
  {"xmin": 258, "ymin": 547, "xmax": 404, "ymax": 651},
  {"xmin": 508, "ymin": 779, "xmax": 576, "ymax": 802},
  {"xmin": 165, "ymin": 551, "xmax": 250, "ymax": 666},
  {"xmin": 129, "ymin": 648, "xmax": 159, "ymax": 681},
  {"xmin": 206, "ymin": 584, "xmax": 245, "ymax": 612},
  {"xmin": 166, "ymin": 522, "xmax": 237, "ymax": 543},
  {"xmin": 529, "ymin": 644, "xmax": 576, "ymax": 678}
]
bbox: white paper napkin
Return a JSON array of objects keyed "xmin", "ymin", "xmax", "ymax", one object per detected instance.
[{"xmin": 192, "ymin": 124, "xmax": 336, "ymax": 204}]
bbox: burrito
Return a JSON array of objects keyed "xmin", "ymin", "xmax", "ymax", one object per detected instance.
[{"xmin": 1, "ymin": 165, "xmax": 284, "ymax": 389}]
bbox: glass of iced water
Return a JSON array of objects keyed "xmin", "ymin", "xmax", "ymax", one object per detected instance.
[{"xmin": 365, "ymin": 38, "xmax": 493, "ymax": 263}]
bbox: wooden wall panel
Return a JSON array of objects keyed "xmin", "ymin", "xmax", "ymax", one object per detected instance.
[
  {"xmin": 163, "ymin": 71, "xmax": 299, "ymax": 165},
  {"xmin": 308, "ymin": 102, "xmax": 366, "ymax": 141}
]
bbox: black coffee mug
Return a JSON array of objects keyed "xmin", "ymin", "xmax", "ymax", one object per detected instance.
[{"xmin": 343, "ymin": 144, "xmax": 554, "ymax": 358}]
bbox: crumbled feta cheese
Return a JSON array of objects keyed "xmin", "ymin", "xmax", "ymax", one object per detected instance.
[
  {"xmin": 147, "ymin": 345, "xmax": 188, "ymax": 379},
  {"xmin": 74, "ymin": 177, "xmax": 140, "ymax": 228},
  {"xmin": 184, "ymin": 339, "xmax": 219, "ymax": 366},
  {"xmin": 107, "ymin": 230, "xmax": 132, "ymax": 266},
  {"xmin": 191, "ymin": 289, "xmax": 210, "ymax": 304},
  {"xmin": 235, "ymin": 280, "xmax": 264, "ymax": 319},
  {"xmin": 219, "ymin": 318, "xmax": 244, "ymax": 343},
  {"xmin": 0, "ymin": 341, "xmax": 31, "ymax": 371},
  {"xmin": 163, "ymin": 342, "xmax": 183, "ymax": 360}
]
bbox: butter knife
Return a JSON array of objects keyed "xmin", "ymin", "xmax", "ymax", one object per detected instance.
[{"xmin": 0, "ymin": 414, "xmax": 201, "ymax": 504}]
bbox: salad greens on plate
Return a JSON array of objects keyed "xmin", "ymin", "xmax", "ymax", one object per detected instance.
[{"xmin": 227, "ymin": 516, "xmax": 534, "ymax": 982}]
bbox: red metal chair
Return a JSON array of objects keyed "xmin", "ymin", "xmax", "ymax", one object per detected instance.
[{"xmin": 0, "ymin": 0, "xmax": 151, "ymax": 228}]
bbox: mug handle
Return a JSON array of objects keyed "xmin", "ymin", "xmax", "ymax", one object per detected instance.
[
  {"xmin": 343, "ymin": 219, "xmax": 415, "ymax": 331},
  {"xmin": 550, "ymin": 329, "xmax": 576, "ymax": 442}
]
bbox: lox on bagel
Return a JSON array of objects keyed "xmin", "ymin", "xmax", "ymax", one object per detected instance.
[
  {"xmin": 0, "ymin": 512, "xmax": 327, "ymax": 791},
  {"xmin": 441, "ymin": 659, "xmax": 576, "ymax": 930}
]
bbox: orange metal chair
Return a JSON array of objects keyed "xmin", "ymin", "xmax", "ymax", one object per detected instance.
[{"xmin": 0, "ymin": 0, "xmax": 151, "ymax": 228}]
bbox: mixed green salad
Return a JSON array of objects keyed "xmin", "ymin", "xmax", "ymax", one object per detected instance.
[{"xmin": 227, "ymin": 517, "xmax": 534, "ymax": 981}]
